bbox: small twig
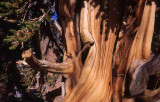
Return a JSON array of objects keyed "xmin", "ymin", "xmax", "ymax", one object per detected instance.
[
  {"xmin": 20, "ymin": 42, "xmax": 24, "ymax": 49},
  {"xmin": 28, "ymin": 9, "xmax": 46, "ymax": 22},
  {"xmin": 22, "ymin": 1, "xmax": 37, "ymax": 23},
  {"xmin": 39, "ymin": 10, "xmax": 46, "ymax": 22},
  {"xmin": 53, "ymin": 19, "xmax": 62, "ymax": 34}
]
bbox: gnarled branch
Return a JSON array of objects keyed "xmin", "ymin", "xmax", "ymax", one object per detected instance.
[{"xmin": 22, "ymin": 49, "xmax": 74, "ymax": 74}]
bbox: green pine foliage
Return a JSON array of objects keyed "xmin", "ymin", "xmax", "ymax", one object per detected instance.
[
  {"xmin": 0, "ymin": 0, "xmax": 53, "ymax": 50},
  {"xmin": 0, "ymin": 1, "xmax": 60, "ymax": 101}
]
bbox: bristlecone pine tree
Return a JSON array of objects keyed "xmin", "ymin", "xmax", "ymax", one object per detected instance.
[{"xmin": 22, "ymin": 0, "xmax": 160, "ymax": 102}]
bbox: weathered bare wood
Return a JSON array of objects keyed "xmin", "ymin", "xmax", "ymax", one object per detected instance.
[
  {"xmin": 20, "ymin": 0, "xmax": 160, "ymax": 102},
  {"xmin": 22, "ymin": 49, "xmax": 74, "ymax": 74},
  {"xmin": 113, "ymin": 1, "xmax": 157, "ymax": 102},
  {"xmin": 129, "ymin": 55, "xmax": 160, "ymax": 96},
  {"xmin": 80, "ymin": 0, "xmax": 94, "ymax": 44}
]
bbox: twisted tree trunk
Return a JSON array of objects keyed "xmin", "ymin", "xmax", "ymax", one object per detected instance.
[{"xmin": 22, "ymin": 0, "xmax": 160, "ymax": 102}]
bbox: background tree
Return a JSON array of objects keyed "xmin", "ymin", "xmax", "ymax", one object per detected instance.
[
  {"xmin": 0, "ymin": 0, "xmax": 63, "ymax": 101},
  {"xmin": 1, "ymin": 0, "xmax": 160, "ymax": 102}
]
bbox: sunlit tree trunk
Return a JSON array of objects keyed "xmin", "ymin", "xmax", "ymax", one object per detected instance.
[{"xmin": 22, "ymin": 0, "xmax": 160, "ymax": 102}]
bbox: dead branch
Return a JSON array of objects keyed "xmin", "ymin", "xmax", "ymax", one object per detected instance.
[
  {"xmin": 22, "ymin": 49, "xmax": 74, "ymax": 74},
  {"xmin": 22, "ymin": 1, "xmax": 37, "ymax": 23}
]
